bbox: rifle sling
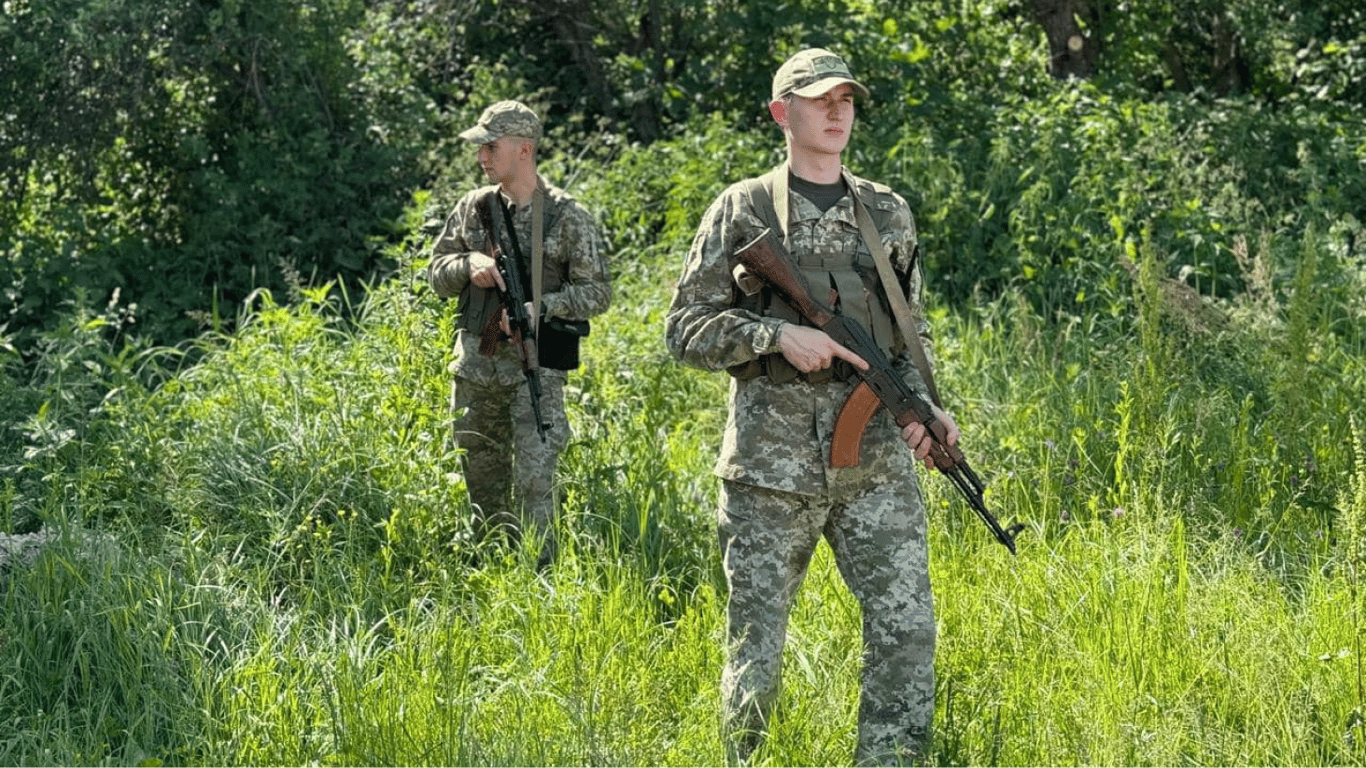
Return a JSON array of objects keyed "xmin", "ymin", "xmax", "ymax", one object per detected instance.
[
  {"xmin": 848, "ymin": 188, "xmax": 943, "ymax": 409},
  {"xmin": 492, "ymin": 186, "xmax": 546, "ymax": 326},
  {"xmin": 531, "ymin": 187, "xmax": 544, "ymax": 322}
]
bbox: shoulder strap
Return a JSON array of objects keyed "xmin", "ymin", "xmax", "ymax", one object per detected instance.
[
  {"xmin": 750, "ymin": 164, "xmax": 943, "ymax": 406},
  {"xmin": 845, "ymin": 172, "xmax": 943, "ymax": 408},
  {"xmin": 743, "ymin": 165, "xmax": 789, "ymax": 244},
  {"xmin": 531, "ymin": 183, "xmax": 545, "ymax": 325},
  {"xmin": 772, "ymin": 164, "xmax": 790, "ymax": 241},
  {"xmin": 479, "ymin": 188, "xmax": 501, "ymax": 255},
  {"xmin": 485, "ymin": 186, "xmax": 546, "ymax": 327}
]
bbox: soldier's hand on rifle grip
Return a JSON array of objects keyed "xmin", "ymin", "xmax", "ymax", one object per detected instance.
[
  {"xmin": 499, "ymin": 301, "xmax": 535, "ymax": 336},
  {"xmin": 901, "ymin": 405, "xmax": 960, "ymax": 469},
  {"xmin": 469, "ymin": 252, "xmax": 507, "ymax": 291},
  {"xmin": 777, "ymin": 323, "xmax": 869, "ymax": 374}
]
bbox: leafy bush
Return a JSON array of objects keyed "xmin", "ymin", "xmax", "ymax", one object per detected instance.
[
  {"xmin": 1, "ymin": 0, "xmax": 420, "ymax": 347},
  {"xmin": 879, "ymin": 79, "xmax": 1366, "ymax": 335}
]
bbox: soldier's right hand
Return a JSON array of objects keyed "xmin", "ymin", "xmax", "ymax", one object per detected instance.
[
  {"xmin": 777, "ymin": 323, "xmax": 868, "ymax": 374},
  {"xmin": 469, "ymin": 252, "xmax": 506, "ymax": 291}
]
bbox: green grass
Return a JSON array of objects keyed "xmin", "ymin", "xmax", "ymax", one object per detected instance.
[
  {"xmin": 3, "ymin": 260, "xmax": 1363, "ymax": 765},
  {"xmin": 2, "ymin": 119, "xmax": 1365, "ymax": 767}
]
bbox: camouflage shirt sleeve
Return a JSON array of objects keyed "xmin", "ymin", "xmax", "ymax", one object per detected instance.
[
  {"xmin": 427, "ymin": 188, "xmax": 488, "ymax": 299},
  {"xmin": 428, "ymin": 185, "xmax": 611, "ymax": 320},
  {"xmin": 665, "ymin": 185, "xmax": 787, "ymax": 371},
  {"xmin": 541, "ymin": 195, "xmax": 611, "ymax": 321}
]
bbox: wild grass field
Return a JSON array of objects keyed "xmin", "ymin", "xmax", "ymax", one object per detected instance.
[{"xmin": 3, "ymin": 93, "xmax": 1366, "ymax": 766}]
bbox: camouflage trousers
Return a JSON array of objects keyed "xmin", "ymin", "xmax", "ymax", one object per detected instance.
[
  {"xmin": 718, "ymin": 474, "xmax": 936, "ymax": 766},
  {"xmin": 450, "ymin": 370, "xmax": 569, "ymax": 564}
]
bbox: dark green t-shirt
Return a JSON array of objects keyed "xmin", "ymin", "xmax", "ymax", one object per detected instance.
[{"xmin": 789, "ymin": 170, "xmax": 847, "ymax": 213}]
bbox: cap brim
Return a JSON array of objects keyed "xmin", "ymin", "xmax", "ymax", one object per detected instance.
[
  {"xmin": 459, "ymin": 125, "xmax": 500, "ymax": 144},
  {"xmin": 789, "ymin": 77, "xmax": 871, "ymax": 99}
]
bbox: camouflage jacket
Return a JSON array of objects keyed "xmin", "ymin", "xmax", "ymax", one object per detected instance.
[
  {"xmin": 665, "ymin": 166, "xmax": 934, "ymax": 495},
  {"xmin": 429, "ymin": 175, "xmax": 611, "ymax": 386}
]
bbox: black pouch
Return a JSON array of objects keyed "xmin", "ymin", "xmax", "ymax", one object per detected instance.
[
  {"xmin": 538, "ymin": 317, "xmax": 589, "ymax": 370},
  {"xmin": 546, "ymin": 317, "xmax": 591, "ymax": 337}
]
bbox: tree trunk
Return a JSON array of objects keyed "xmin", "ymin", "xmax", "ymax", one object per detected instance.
[
  {"xmin": 1209, "ymin": 12, "xmax": 1250, "ymax": 95},
  {"xmin": 1031, "ymin": 0, "xmax": 1100, "ymax": 80},
  {"xmin": 543, "ymin": 1, "xmax": 615, "ymax": 118}
]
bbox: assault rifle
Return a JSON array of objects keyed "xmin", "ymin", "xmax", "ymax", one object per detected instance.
[
  {"xmin": 477, "ymin": 192, "xmax": 550, "ymax": 441},
  {"xmin": 734, "ymin": 228, "xmax": 1024, "ymax": 554}
]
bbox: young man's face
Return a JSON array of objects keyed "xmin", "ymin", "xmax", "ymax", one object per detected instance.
[
  {"xmin": 777, "ymin": 82, "xmax": 856, "ymax": 158},
  {"xmin": 477, "ymin": 136, "xmax": 527, "ymax": 185}
]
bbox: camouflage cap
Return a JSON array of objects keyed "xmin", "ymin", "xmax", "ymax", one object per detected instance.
[
  {"xmin": 771, "ymin": 48, "xmax": 870, "ymax": 101},
  {"xmin": 459, "ymin": 100, "xmax": 543, "ymax": 144}
]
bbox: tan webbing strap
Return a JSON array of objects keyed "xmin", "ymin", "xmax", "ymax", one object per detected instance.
[
  {"xmin": 846, "ymin": 174, "xmax": 944, "ymax": 409},
  {"xmin": 772, "ymin": 162, "xmax": 791, "ymax": 243},
  {"xmin": 530, "ymin": 182, "xmax": 545, "ymax": 326}
]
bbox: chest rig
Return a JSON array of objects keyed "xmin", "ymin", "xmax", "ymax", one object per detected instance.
[
  {"xmin": 727, "ymin": 166, "xmax": 899, "ymax": 384},
  {"xmin": 460, "ymin": 186, "xmax": 585, "ymax": 370}
]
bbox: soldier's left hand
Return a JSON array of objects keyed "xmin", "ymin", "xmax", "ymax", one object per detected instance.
[
  {"xmin": 901, "ymin": 405, "xmax": 960, "ymax": 468},
  {"xmin": 499, "ymin": 301, "xmax": 536, "ymax": 336}
]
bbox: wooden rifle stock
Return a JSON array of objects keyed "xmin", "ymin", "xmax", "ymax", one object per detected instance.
[{"xmin": 733, "ymin": 228, "xmax": 1024, "ymax": 553}]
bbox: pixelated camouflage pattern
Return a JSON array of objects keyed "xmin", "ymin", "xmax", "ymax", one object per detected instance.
[
  {"xmin": 430, "ymin": 175, "xmax": 611, "ymax": 386},
  {"xmin": 429, "ymin": 176, "xmax": 608, "ymax": 563},
  {"xmin": 666, "ymin": 167, "xmax": 938, "ymax": 765},
  {"xmin": 771, "ymin": 47, "xmax": 871, "ymax": 101},
  {"xmin": 719, "ymin": 475, "xmax": 935, "ymax": 765},
  {"xmin": 451, "ymin": 370, "xmax": 570, "ymax": 562},
  {"xmin": 459, "ymin": 100, "xmax": 543, "ymax": 144},
  {"xmin": 666, "ymin": 168, "xmax": 932, "ymax": 495}
]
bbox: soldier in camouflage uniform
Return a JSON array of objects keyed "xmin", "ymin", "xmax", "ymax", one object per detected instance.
[
  {"xmin": 665, "ymin": 50, "xmax": 961, "ymax": 765},
  {"xmin": 429, "ymin": 101, "xmax": 611, "ymax": 567}
]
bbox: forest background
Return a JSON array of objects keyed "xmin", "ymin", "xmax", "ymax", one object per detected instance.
[{"xmin": 2, "ymin": 0, "xmax": 1366, "ymax": 765}]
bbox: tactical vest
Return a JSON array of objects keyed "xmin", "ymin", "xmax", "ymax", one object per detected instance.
[
  {"xmin": 727, "ymin": 169, "xmax": 901, "ymax": 383},
  {"xmin": 458, "ymin": 188, "xmax": 584, "ymax": 370}
]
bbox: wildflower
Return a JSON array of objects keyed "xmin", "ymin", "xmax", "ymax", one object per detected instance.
[{"xmin": 1112, "ymin": 507, "xmax": 1124, "ymax": 518}]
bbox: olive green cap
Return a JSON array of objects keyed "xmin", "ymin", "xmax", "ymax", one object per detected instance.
[
  {"xmin": 771, "ymin": 48, "xmax": 870, "ymax": 101},
  {"xmin": 459, "ymin": 100, "xmax": 543, "ymax": 144}
]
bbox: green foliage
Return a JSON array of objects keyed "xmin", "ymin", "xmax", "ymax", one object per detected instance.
[
  {"xmin": 6, "ymin": 0, "xmax": 1366, "ymax": 354},
  {"xmin": 275, "ymin": 559, "xmax": 725, "ymax": 766},
  {"xmin": 937, "ymin": 512, "xmax": 1366, "ymax": 766},
  {"xmin": 1, "ymin": 0, "xmax": 418, "ymax": 346},
  {"xmin": 881, "ymin": 77, "xmax": 1366, "ymax": 334},
  {"xmin": 0, "ymin": 288, "xmax": 173, "ymax": 533},
  {"xmin": 1, "ymin": 242, "xmax": 1363, "ymax": 764},
  {"xmin": 0, "ymin": 0, "xmax": 183, "ymax": 189},
  {"xmin": 0, "ymin": 1, "xmax": 1365, "ymax": 765},
  {"xmin": 117, "ymin": 280, "xmax": 463, "ymax": 591}
]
